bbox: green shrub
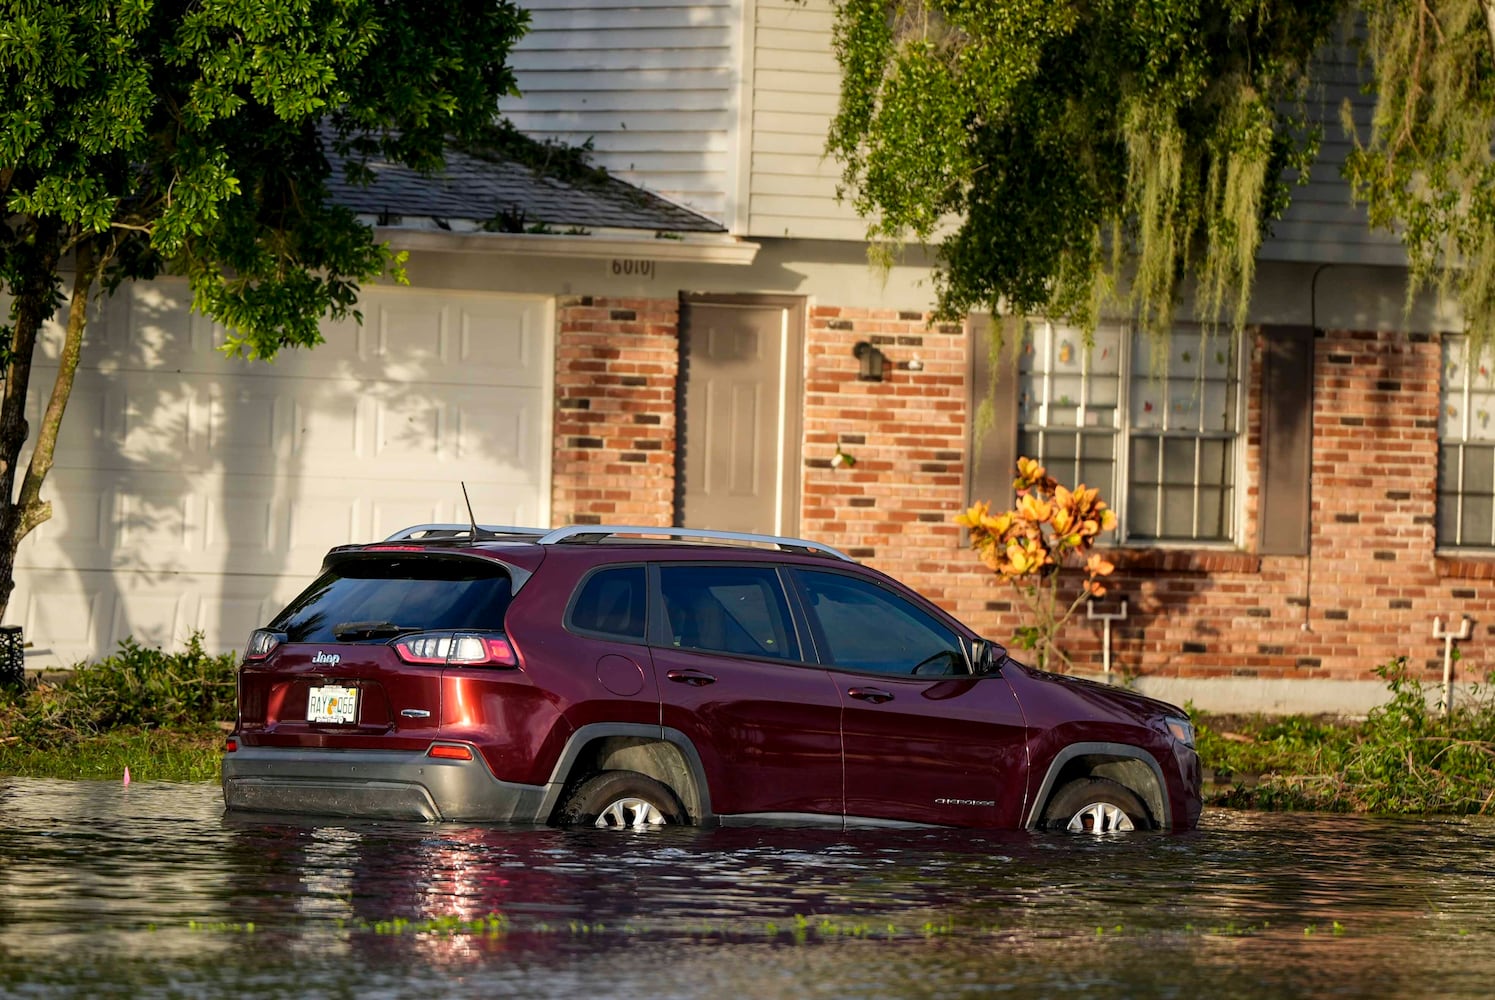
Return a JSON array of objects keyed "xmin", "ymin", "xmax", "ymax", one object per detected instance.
[
  {"xmin": 1200, "ymin": 657, "xmax": 1495, "ymax": 815},
  {"xmin": 0, "ymin": 632, "xmax": 237, "ymax": 748}
]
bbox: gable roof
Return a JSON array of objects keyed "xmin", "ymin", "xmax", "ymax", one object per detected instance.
[{"xmin": 324, "ymin": 141, "xmax": 726, "ymax": 236}]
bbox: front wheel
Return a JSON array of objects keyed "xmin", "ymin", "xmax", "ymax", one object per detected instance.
[
  {"xmin": 1041, "ymin": 777, "xmax": 1152, "ymax": 833},
  {"xmin": 556, "ymin": 770, "xmax": 687, "ymax": 829}
]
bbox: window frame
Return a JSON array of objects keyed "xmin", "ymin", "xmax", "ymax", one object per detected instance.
[
  {"xmin": 1437, "ymin": 335, "xmax": 1495, "ymax": 550},
  {"xmin": 649, "ymin": 561, "xmax": 810, "ymax": 664},
  {"xmin": 787, "ymin": 566, "xmax": 971, "ymax": 677},
  {"xmin": 1014, "ymin": 319, "xmax": 1247, "ymax": 546},
  {"xmin": 564, "ymin": 563, "xmax": 650, "ymax": 645}
]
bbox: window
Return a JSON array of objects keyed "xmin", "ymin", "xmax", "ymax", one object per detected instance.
[
  {"xmin": 270, "ymin": 557, "xmax": 513, "ymax": 643},
  {"xmin": 1438, "ymin": 337, "xmax": 1495, "ymax": 547},
  {"xmin": 568, "ymin": 566, "xmax": 647, "ymax": 641},
  {"xmin": 1017, "ymin": 321, "xmax": 1240, "ymax": 543},
  {"xmin": 657, "ymin": 565, "xmax": 800, "ymax": 660},
  {"xmin": 795, "ymin": 570, "xmax": 965, "ymax": 676}
]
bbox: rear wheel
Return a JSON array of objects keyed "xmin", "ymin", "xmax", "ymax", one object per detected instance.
[
  {"xmin": 556, "ymin": 770, "xmax": 687, "ymax": 829},
  {"xmin": 1041, "ymin": 777, "xmax": 1152, "ymax": 833}
]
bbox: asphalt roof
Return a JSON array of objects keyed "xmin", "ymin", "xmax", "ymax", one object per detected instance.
[{"xmin": 324, "ymin": 142, "xmax": 725, "ymax": 235}]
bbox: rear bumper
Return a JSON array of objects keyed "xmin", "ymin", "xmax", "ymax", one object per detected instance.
[{"xmin": 221, "ymin": 745, "xmax": 551, "ymax": 823}]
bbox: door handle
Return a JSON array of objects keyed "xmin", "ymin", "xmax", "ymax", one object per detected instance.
[
  {"xmin": 667, "ymin": 668, "xmax": 717, "ymax": 687},
  {"xmin": 848, "ymin": 687, "xmax": 893, "ymax": 704}
]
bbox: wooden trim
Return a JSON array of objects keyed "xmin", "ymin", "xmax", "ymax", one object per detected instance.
[
  {"xmin": 967, "ymin": 314, "xmax": 1019, "ymax": 506},
  {"xmin": 1256, "ymin": 325, "xmax": 1315, "ymax": 555}
]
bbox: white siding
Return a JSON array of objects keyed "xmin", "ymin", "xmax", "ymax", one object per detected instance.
[
  {"xmin": 1259, "ymin": 48, "xmax": 1406, "ymax": 266},
  {"xmin": 504, "ymin": 0, "xmax": 740, "ymax": 224},
  {"xmin": 748, "ymin": 0, "xmax": 867, "ymax": 240}
]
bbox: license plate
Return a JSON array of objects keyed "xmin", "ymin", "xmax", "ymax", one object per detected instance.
[{"xmin": 307, "ymin": 685, "xmax": 358, "ymax": 724}]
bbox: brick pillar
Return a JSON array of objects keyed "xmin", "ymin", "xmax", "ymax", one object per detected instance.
[{"xmin": 552, "ymin": 296, "xmax": 678, "ymax": 526}]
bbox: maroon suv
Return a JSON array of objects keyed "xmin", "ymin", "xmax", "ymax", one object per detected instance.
[{"xmin": 221, "ymin": 524, "xmax": 1202, "ymax": 833}]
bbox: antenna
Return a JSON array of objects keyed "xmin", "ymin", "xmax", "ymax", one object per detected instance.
[{"xmin": 460, "ymin": 482, "xmax": 494, "ymax": 541}]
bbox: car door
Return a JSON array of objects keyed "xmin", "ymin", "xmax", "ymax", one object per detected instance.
[
  {"xmin": 790, "ymin": 567, "xmax": 1030, "ymax": 828},
  {"xmin": 651, "ymin": 562, "xmax": 844, "ymax": 821}
]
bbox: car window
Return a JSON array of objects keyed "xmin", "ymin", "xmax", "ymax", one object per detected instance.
[
  {"xmin": 568, "ymin": 566, "xmax": 647, "ymax": 641},
  {"xmin": 657, "ymin": 565, "xmax": 800, "ymax": 661},
  {"xmin": 270, "ymin": 556, "xmax": 513, "ymax": 642},
  {"xmin": 794, "ymin": 569, "xmax": 966, "ymax": 676}
]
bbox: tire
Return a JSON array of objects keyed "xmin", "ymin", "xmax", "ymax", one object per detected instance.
[
  {"xmin": 1040, "ymin": 777, "xmax": 1153, "ymax": 833},
  {"xmin": 556, "ymin": 770, "xmax": 687, "ymax": 830}
]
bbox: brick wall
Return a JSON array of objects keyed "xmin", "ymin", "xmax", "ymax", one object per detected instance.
[
  {"xmin": 800, "ymin": 306, "xmax": 992, "ymax": 614},
  {"xmin": 552, "ymin": 295, "xmax": 1488, "ymax": 687},
  {"xmin": 950, "ymin": 328, "xmax": 1480, "ymax": 685},
  {"xmin": 551, "ymin": 296, "xmax": 678, "ymax": 526}
]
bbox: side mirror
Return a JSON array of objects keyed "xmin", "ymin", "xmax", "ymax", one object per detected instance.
[{"xmin": 972, "ymin": 639, "xmax": 1002, "ymax": 676}]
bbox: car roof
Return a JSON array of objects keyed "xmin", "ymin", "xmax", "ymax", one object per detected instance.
[{"xmin": 323, "ymin": 524, "xmax": 856, "ymax": 578}]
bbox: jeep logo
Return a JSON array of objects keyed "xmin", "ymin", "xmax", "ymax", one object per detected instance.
[{"xmin": 312, "ymin": 651, "xmax": 341, "ymax": 666}]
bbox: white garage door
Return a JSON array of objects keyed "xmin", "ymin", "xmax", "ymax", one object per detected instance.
[{"xmin": 10, "ymin": 279, "xmax": 553, "ymax": 668}]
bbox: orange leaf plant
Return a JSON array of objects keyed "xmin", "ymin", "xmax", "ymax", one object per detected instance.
[{"xmin": 955, "ymin": 457, "xmax": 1117, "ymax": 672}]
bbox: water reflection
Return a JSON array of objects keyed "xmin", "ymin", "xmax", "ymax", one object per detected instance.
[{"xmin": 2, "ymin": 777, "xmax": 1495, "ymax": 997}]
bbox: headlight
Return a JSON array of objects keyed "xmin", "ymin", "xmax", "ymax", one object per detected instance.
[{"xmin": 1165, "ymin": 715, "xmax": 1195, "ymax": 749}]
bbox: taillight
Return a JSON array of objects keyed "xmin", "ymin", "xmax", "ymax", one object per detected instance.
[
  {"xmin": 243, "ymin": 629, "xmax": 284, "ymax": 662},
  {"xmin": 427, "ymin": 743, "xmax": 474, "ymax": 761},
  {"xmin": 224, "ymin": 738, "xmax": 238, "ymax": 753},
  {"xmin": 393, "ymin": 632, "xmax": 516, "ymax": 668}
]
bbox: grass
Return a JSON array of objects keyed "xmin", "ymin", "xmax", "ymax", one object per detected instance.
[{"xmin": 0, "ymin": 725, "xmax": 224, "ymax": 782}]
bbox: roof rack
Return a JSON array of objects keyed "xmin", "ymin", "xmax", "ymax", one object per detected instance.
[
  {"xmin": 536, "ymin": 524, "xmax": 854, "ymax": 561},
  {"xmin": 385, "ymin": 524, "xmax": 549, "ymax": 541}
]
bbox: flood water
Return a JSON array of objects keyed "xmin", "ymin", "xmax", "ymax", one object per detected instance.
[{"xmin": 2, "ymin": 778, "xmax": 1494, "ymax": 998}]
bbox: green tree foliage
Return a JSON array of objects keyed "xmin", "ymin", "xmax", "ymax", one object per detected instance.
[
  {"xmin": 0, "ymin": 0, "xmax": 528, "ymax": 618},
  {"xmin": 829, "ymin": 0, "xmax": 1344, "ymax": 349},
  {"xmin": 1345, "ymin": 0, "xmax": 1495, "ymax": 359}
]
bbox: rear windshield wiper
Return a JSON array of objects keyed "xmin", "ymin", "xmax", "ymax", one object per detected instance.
[{"xmin": 332, "ymin": 620, "xmax": 419, "ymax": 641}]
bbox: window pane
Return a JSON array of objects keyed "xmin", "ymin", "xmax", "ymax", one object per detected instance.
[
  {"xmin": 1201, "ymin": 380, "xmax": 1232, "ymax": 432},
  {"xmin": 658, "ymin": 565, "xmax": 799, "ymax": 660},
  {"xmin": 1131, "ymin": 436, "xmax": 1160, "ymax": 483},
  {"xmin": 1439, "ymin": 447, "xmax": 1461, "ymax": 492},
  {"xmin": 1079, "ymin": 433, "xmax": 1116, "ymax": 497},
  {"xmin": 1195, "ymin": 487, "xmax": 1228, "ymax": 540},
  {"xmin": 1128, "ymin": 481, "xmax": 1160, "ymax": 538},
  {"xmin": 1131, "ymin": 381, "xmax": 1164, "ymax": 429},
  {"xmin": 1438, "ymin": 494, "xmax": 1460, "ymax": 546},
  {"xmin": 1463, "ymin": 496, "xmax": 1495, "ymax": 547},
  {"xmin": 796, "ymin": 570, "xmax": 963, "ymax": 675},
  {"xmin": 1162, "ymin": 437, "xmax": 1196, "ymax": 484},
  {"xmin": 1199, "ymin": 439, "xmax": 1230, "ymax": 485},
  {"xmin": 1471, "ymin": 391, "xmax": 1495, "ymax": 442},
  {"xmin": 1161, "ymin": 487, "xmax": 1195, "ymax": 537},
  {"xmin": 1466, "ymin": 446, "xmax": 1495, "ymax": 495},
  {"xmin": 569, "ymin": 567, "xmax": 647, "ymax": 640},
  {"xmin": 1090, "ymin": 327, "xmax": 1122, "ymax": 375}
]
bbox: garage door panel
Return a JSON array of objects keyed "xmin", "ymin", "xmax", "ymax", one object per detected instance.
[
  {"xmin": 204, "ymin": 496, "xmax": 277, "ymax": 552},
  {"xmin": 12, "ymin": 279, "xmax": 553, "ymax": 668},
  {"xmin": 458, "ymin": 301, "xmax": 542, "ymax": 376}
]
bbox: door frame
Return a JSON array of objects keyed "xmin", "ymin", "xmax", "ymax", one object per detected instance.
[{"xmin": 675, "ymin": 293, "xmax": 806, "ymax": 536}]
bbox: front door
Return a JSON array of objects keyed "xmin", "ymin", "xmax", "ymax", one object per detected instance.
[{"xmin": 677, "ymin": 295, "xmax": 804, "ymax": 535}]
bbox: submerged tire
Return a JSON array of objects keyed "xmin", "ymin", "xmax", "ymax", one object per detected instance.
[
  {"xmin": 1041, "ymin": 777, "xmax": 1153, "ymax": 833},
  {"xmin": 556, "ymin": 770, "xmax": 687, "ymax": 830}
]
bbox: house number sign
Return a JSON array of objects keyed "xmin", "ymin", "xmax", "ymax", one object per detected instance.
[{"xmin": 610, "ymin": 259, "xmax": 655, "ymax": 279}]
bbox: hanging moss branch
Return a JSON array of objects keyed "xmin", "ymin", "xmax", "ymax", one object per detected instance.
[
  {"xmin": 829, "ymin": 0, "xmax": 1344, "ymax": 362},
  {"xmin": 1346, "ymin": 0, "xmax": 1495, "ymax": 360}
]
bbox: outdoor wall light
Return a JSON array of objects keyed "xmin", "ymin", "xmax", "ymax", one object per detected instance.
[{"xmin": 853, "ymin": 341, "xmax": 886, "ymax": 381}]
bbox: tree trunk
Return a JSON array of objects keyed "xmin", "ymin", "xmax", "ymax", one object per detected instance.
[{"xmin": 0, "ymin": 236, "xmax": 97, "ymax": 622}]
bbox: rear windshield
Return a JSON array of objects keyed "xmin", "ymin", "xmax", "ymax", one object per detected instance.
[{"xmin": 270, "ymin": 556, "xmax": 514, "ymax": 643}]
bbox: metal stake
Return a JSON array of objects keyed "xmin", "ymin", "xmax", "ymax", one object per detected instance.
[
  {"xmin": 1087, "ymin": 600, "xmax": 1129, "ymax": 684},
  {"xmin": 1432, "ymin": 616, "xmax": 1472, "ymax": 714}
]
